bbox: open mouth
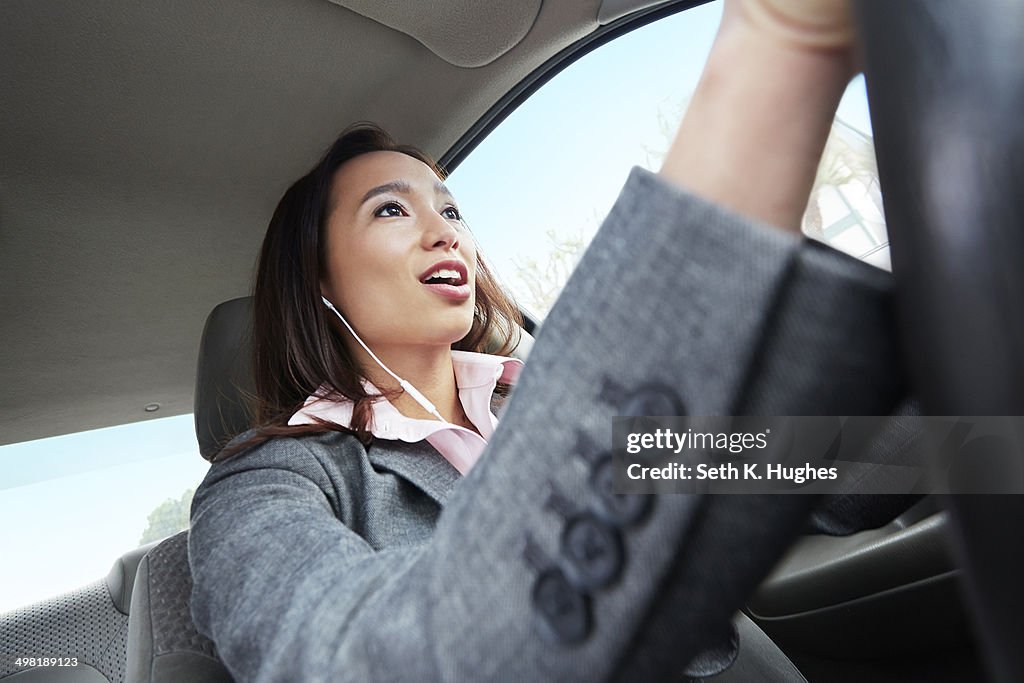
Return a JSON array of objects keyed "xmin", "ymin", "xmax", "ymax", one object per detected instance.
[
  {"xmin": 420, "ymin": 267, "xmax": 466, "ymax": 286},
  {"xmin": 418, "ymin": 260, "xmax": 470, "ymax": 301}
]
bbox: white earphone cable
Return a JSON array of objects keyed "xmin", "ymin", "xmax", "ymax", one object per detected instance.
[{"xmin": 320, "ymin": 295, "xmax": 447, "ymax": 423}]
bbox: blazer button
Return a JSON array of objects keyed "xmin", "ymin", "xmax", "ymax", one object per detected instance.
[
  {"xmin": 532, "ymin": 567, "xmax": 591, "ymax": 645},
  {"xmin": 561, "ymin": 513, "xmax": 624, "ymax": 590},
  {"xmin": 619, "ymin": 383, "xmax": 684, "ymax": 417},
  {"xmin": 591, "ymin": 455, "xmax": 652, "ymax": 526}
]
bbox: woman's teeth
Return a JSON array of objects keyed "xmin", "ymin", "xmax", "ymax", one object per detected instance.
[{"xmin": 423, "ymin": 268, "xmax": 462, "ymax": 284}]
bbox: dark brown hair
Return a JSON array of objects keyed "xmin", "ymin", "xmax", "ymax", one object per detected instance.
[{"xmin": 213, "ymin": 122, "xmax": 522, "ymax": 462}]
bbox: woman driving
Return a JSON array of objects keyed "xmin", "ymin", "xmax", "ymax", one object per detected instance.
[{"xmin": 189, "ymin": 1, "xmax": 899, "ymax": 680}]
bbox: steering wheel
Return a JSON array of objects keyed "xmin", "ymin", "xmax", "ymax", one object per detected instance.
[{"xmin": 855, "ymin": 1, "xmax": 1024, "ymax": 681}]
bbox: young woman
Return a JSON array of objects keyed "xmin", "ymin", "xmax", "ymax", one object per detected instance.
[
  {"xmin": 189, "ymin": 1, "xmax": 895, "ymax": 680},
  {"xmin": 214, "ymin": 124, "xmax": 527, "ymax": 474}
]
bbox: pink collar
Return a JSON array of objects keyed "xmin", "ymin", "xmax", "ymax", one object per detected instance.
[{"xmin": 288, "ymin": 350, "xmax": 523, "ymax": 475}]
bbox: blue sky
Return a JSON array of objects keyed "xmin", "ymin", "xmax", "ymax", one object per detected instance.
[{"xmin": 0, "ymin": 0, "xmax": 877, "ymax": 612}]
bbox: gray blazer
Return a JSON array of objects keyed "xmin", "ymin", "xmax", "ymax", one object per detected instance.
[{"xmin": 188, "ymin": 167, "xmax": 902, "ymax": 682}]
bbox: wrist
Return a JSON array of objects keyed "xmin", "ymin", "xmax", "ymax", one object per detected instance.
[
  {"xmin": 658, "ymin": 14, "xmax": 854, "ymax": 232},
  {"xmin": 733, "ymin": 0, "xmax": 856, "ymax": 53}
]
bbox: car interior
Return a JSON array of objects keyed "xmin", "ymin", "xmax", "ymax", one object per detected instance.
[{"xmin": 1, "ymin": 0, "xmax": 1017, "ymax": 681}]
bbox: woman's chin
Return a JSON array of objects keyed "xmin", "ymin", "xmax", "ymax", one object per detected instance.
[
  {"xmin": 402, "ymin": 306, "xmax": 475, "ymax": 348},
  {"xmin": 416, "ymin": 323, "xmax": 475, "ymax": 348}
]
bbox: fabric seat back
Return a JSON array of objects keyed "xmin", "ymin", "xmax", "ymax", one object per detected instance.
[{"xmin": 125, "ymin": 532, "xmax": 232, "ymax": 683}]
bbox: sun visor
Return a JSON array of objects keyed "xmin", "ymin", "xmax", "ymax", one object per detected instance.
[{"xmin": 325, "ymin": 0, "xmax": 543, "ymax": 68}]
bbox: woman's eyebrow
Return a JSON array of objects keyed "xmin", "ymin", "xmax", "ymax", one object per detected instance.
[
  {"xmin": 359, "ymin": 180, "xmax": 455, "ymax": 207},
  {"xmin": 359, "ymin": 180, "xmax": 410, "ymax": 207},
  {"xmin": 435, "ymin": 181, "xmax": 455, "ymax": 202}
]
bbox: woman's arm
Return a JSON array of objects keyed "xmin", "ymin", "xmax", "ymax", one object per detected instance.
[
  {"xmin": 660, "ymin": 0, "xmax": 856, "ymax": 232},
  {"xmin": 188, "ymin": 439, "xmax": 427, "ymax": 683}
]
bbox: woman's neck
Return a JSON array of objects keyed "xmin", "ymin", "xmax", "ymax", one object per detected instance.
[{"xmin": 356, "ymin": 344, "xmax": 473, "ymax": 429}]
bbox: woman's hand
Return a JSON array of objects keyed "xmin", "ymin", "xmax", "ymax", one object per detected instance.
[
  {"xmin": 727, "ymin": 0, "xmax": 856, "ymax": 51},
  {"xmin": 658, "ymin": 0, "xmax": 858, "ymax": 233}
]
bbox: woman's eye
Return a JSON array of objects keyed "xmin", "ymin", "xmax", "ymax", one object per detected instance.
[
  {"xmin": 373, "ymin": 202, "xmax": 405, "ymax": 218},
  {"xmin": 442, "ymin": 206, "xmax": 462, "ymax": 221}
]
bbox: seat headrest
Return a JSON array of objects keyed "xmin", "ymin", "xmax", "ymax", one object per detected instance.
[
  {"xmin": 105, "ymin": 538, "xmax": 162, "ymax": 614},
  {"xmin": 194, "ymin": 297, "xmax": 256, "ymax": 460},
  {"xmin": 194, "ymin": 296, "xmax": 535, "ymax": 461}
]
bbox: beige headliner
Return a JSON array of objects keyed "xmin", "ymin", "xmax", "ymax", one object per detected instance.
[{"xmin": 0, "ymin": 0, "xmax": 681, "ymax": 446}]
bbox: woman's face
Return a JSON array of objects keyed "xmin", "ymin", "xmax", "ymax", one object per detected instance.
[{"xmin": 321, "ymin": 150, "xmax": 477, "ymax": 352}]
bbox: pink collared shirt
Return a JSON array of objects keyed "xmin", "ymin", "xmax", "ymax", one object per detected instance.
[{"xmin": 288, "ymin": 350, "xmax": 524, "ymax": 476}]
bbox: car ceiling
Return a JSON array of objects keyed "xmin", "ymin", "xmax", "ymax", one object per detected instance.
[{"xmin": 0, "ymin": 0, "xmax": 690, "ymax": 446}]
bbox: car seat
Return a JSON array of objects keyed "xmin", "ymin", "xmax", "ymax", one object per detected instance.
[
  {"xmin": 125, "ymin": 531, "xmax": 230, "ymax": 683},
  {"xmin": 0, "ymin": 541, "xmax": 158, "ymax": 683},
  {"xmin": 124, "ymin": 298, "xmax": 258, "ymax": 683}
]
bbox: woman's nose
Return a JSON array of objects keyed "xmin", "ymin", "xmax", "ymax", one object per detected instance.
[{"xmin": 422, "ymin": 213, "xmax": 460, "ymax": 252}]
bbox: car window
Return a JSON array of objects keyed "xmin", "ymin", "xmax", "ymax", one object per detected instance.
[
  {"xmin": 0, "ymin": 415, "xmax": 208, "ymax": 611},
  {"xmin": 447, "ymin": 0, "xmax": 886, "ymax": 319}
]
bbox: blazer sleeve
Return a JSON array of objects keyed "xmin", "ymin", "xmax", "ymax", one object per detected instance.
[{"xmin": 188, "ymin": 166, "xmax": 906, "ymax": 682}]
